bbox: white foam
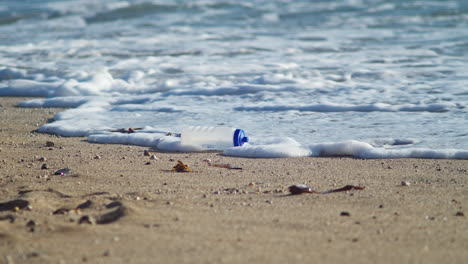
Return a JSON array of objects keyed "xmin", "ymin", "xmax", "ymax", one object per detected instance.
[
  {"xmin": 56, "ymin": 68, "xmax": 130, "ymax": 96},
  {"xmin": 308, "ymin": 140, "xmax": 468, "ymax": 159},
  {"xmin": 38, "ymin": 119, "xmax": 108, "ymax": 137},
  {"xmin": 37, "ymin": 100, "xmax": 112, "ymax": 137},
  {"xmin": 224, "ymin": 143, "xmax": 311, "ymax": 158}
]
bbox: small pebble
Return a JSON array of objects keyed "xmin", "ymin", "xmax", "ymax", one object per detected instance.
[
  {"xmin": 45, "ymin": 141, "xmax": 55, "ymax": 147},
  {"xmin": 340, "ymin": 211, "xmax": 351, "ymax": 216},
  {"xmin": 93, "ymin": 155, "xmax": 101, "ymax": 160},
  {"xmin": 38, "ymin": 157, "xmax": 47, "ymax": 162},
  {"xmin": 401, "ymin": 181, "xmax": 410, "ymax": 186},
  {"xmin": 26, "ymin": 252, "xmax": 40, "ymax": 258},
  {"xmin": 288, "ymin": 184, "xmax": 314, "ymax": 195},
  {"xmin": 149, "ymin": 155, "xmax": 158, "ymax": 160},
  {"xmin": 455, "ymin": 211, "xmax": 464, "ymax": 217},
  {"xmin": 144, "ymin": 150, "xmax": 151, "ymax": 156},
  {"xmin": 54, "ymin": 168, "xmax": 71, "ymax": 175},
  {"xmin": 41, "ymin": 164, "xmax": 48, "ymax": 169}
]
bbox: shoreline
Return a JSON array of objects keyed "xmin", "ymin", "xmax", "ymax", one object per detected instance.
[{"xmin": 1, "ymin": 97, "xmax": 467, "ymax": 264}]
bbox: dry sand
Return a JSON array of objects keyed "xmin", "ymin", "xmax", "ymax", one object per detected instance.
[{"xmin": 0, "ymin": 97, "xmax": 467, "ymax": 264}]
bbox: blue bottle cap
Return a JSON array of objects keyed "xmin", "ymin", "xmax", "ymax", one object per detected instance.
[{"xmin": 233, "ymin": 129, "xmax": 249, "ymax": 147}]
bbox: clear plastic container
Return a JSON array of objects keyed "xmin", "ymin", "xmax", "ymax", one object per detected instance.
[{"xmin": 180, "ymin": 126, "xmax": 249, "ymax": 150}]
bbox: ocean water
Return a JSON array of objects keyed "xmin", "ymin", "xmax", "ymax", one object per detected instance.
[{"xmin": 1, "ymin": 0, "xmax": 468, "ymax": 159}]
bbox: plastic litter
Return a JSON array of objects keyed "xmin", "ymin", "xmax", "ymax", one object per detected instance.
[{"xmin": 180, "ymin": 126, "xmax": 249, "ymax": 150}]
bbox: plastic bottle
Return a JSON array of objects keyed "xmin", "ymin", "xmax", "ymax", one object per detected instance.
[{"xmin": 180, "ymin": 126, "xmax": 249, "ymax": 150}]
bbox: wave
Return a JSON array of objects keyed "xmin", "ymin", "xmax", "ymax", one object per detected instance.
[
  {"xmin": 234, "ymin": 102, "xmax": 455, "ymax": 113},
  {"xmin": 85, "ymin": 3, "xmax": 184, "ymax": 24},
  {"xmin": 163, "ymin": 85, "xmax": 304, "ymax": 96}
]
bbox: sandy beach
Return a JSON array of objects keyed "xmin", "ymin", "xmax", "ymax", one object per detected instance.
[{"xmin": 0, "ymin": 97, "xmax": 467, "ymax": 264}]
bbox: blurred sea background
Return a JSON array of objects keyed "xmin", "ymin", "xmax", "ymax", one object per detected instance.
[{"xmin": 1, "ymin": 0, "xmax": 468, "ymax": 157}]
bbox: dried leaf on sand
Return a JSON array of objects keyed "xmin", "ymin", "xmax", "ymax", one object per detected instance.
[{"xmin": 172, "ymin": 160, "xmax": 192, "ymax": 172}]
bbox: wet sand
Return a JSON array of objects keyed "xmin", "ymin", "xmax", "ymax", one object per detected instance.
[{"xmin": 0, "ymin": 97, "xmax": 467, "ymax": 264}]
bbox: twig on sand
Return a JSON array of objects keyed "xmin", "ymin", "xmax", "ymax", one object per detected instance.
[{"xmin": 288, "ymin": 184, "xmax": 365, "ymax": 195}]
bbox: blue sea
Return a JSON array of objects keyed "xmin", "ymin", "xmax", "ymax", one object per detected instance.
[{"xmin": 1, "ymin": 0, "xmax": 468, "ymax": 158}]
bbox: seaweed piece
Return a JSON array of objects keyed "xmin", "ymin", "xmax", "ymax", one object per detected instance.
[
  {"xmin": 46, "ymin": 188, "xmax": 72, "ymax": 198},
  {"xmin": 81, "ymin": 191, "xmax": 110, "ymax": 198},
  {"xmin": 172, "ymin": 160, "xmax": 192, "ymax": 172},
  {"xmin": 321, "ymin": 185, "xmax": 365, "ymax": 194},
  {"xmin": 53, "ymin": 208, "xmax": 70, "ymax": 215},
  {"xmin": 0, "ymin": 199, "xmax": 29, "ymax": 212},
  {"xmin": 106, "ymin": 201, "xmax": 123, "ymax": 209},
  {"xmin": 76, "ymin": 200, "xmax": 92, "ymax": 210},
  {"xmin": 288, "ymin": 184, "xmax": 365, "ymax": 195}
]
